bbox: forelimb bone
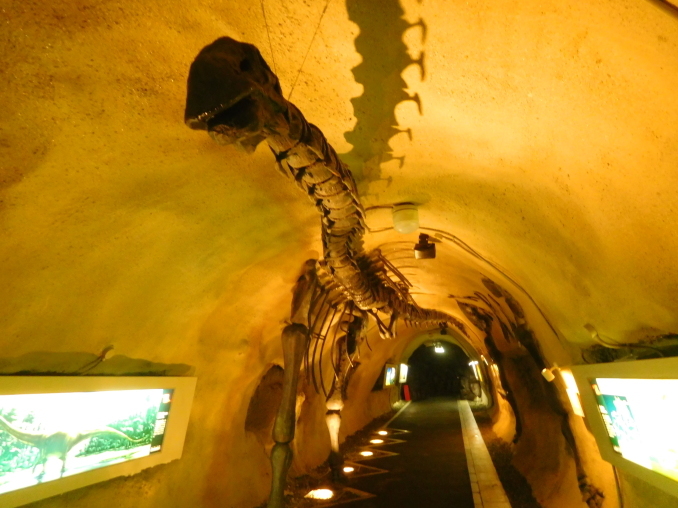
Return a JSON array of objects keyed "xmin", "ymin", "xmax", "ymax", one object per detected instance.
[{"xmin": 267, "ymin": 261, "xmax": 317, "ymax": 508}]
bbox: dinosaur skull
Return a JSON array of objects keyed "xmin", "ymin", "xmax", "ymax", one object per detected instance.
[{"xmin": 184, "ymin": 37, "xmax": 286, "ymax": 152}]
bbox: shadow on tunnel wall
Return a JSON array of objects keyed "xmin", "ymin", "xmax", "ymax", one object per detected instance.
[
  {"xmin": 343, "ymin": 0, "xmax": 426, "ymax": 189},
  {"xmin": 0, "ymin": 351, "xmax": 193, "ymax": 376}
]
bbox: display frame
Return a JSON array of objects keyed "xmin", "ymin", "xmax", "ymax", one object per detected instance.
[
  {"xmin": 0, "ymin": 376, "xmax": 196, "ymax": 508},
  {"xmin": 398, "ymin": 364, "xmax": 409, "ymax": 384},
  {"xmin": 383, "ymin": 364, "xmax": 397, "ymax": 387},
  {"xmin": 571, "ymin": 357, "xmax": 678, "ymax": 499}
]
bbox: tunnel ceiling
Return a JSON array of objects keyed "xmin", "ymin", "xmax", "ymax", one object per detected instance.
[{"xmin": 1, "ymin": 0, "xmax": 678, "ymax": 369}]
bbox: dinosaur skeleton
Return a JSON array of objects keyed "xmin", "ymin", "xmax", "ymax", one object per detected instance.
[
  {"xmin": 0, "ymin": 415, "xmax": 144, "ymax": 479},
  {"xmin": 184, "ymin": 37, "xmax": 454, "ymax": 324},
  {"xmin": 185, "ymin": 37, "xmax": 459, "ymax": 508}
]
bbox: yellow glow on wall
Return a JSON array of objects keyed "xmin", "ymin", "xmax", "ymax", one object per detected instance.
[
  {"xmin": 560, "ymin": 369, "xmax": 585, "ymax": 417},
  {"xmin": 469, "ymin": 360, "xmax": 482, "ymax": 382}
]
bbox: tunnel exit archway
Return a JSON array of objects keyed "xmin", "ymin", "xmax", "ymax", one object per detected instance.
[{"xmin": 406, "ymin": 342, "xmax": 472, "ymax": 401}]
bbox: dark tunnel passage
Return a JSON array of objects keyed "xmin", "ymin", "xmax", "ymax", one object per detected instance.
[{"xmin": 406, "ymin": 342, "xmax": 472, "ymax": 401}]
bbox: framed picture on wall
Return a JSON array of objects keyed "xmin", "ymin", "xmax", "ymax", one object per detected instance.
[{"xmin": 384, "ymin": 364, "xmax": 397, "ymax": 387}]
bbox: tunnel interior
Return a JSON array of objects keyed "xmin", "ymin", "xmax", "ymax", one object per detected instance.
[
  {"xmin": 1, "ymin": 1, "xmax": 678, "ymax": 508},
  {"xmin": 405, "ymin": 341, "xmax": 471, "ymax": 400}
]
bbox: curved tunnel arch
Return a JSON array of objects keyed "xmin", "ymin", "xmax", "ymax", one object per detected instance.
[
  {"xmin": 1, "ymin": 2, "xmax": 677, "ymax": 508},
  {"xmin": 397, "ymin": 328, "xmax": 481, "ymax": 365}
]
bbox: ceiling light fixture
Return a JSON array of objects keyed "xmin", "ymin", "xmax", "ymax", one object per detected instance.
[
  {"xmin": 414, "ymin": 233, "xmax": 436, "ymax": 259},
  {"xmin": 392, "ymin": 203, "xmax": 419, "ymax": 234}
]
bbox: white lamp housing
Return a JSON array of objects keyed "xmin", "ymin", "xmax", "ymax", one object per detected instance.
[
  {"xmin": 392, "ymin": 203, "xmax": 419, "ymax": 234},
  {"xmin": 541, "ymin": 363, "xmax": 559, "ymax": 382}
]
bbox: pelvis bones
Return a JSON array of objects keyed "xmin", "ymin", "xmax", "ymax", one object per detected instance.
[{"xmin": 185, "ymin": 37, "xmax": 460, "ymax": 507}]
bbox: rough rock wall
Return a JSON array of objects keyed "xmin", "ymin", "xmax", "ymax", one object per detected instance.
[{"xmin": 1, "ymin": 0, "xmax": 677, "ymax": 507}]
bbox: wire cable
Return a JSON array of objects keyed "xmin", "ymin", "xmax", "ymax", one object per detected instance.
[
  {"xmin": 260, "ymin": 0, "xmax": 277, "ymax": 75},
  {"xmin": 288, "ymin": 0, "xmax": 331, "ymax": 101}
]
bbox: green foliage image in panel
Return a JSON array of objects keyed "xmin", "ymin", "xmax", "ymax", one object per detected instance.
[{"xmin": 0, "ymin": 389, "xmax": 165, "ymax": 495}]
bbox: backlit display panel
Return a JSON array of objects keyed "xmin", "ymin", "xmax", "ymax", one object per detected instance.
[
  {"xmin": 0, "ymin": 389, "xmax": 173, "ymax": 495},
  {"xmin": 384, "ymin": 365, "xmax": 397, "ymax": 387},
  {"xmin": 591, "ymin": 378, "xmax": 678, "ymax": 484},
  {"xmin": 399, "ymin": 364, "xmax": 408, "ymax": 384}
]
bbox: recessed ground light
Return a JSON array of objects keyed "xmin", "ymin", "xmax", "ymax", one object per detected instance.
[
  {"xmin": 370, "ymin": 439, "xmax": 384, "ymax": 444},
  {"xmin": 305, "ymin": 489, "xmax": 334, "ymax": 500},
  {"xmin": 377, "ymin": 430, "xmax": 388, "ymax": 436},
  {"xmin": 343, "ymin": 466, "xmax": 355, "ymax": 473},
  {"xmin": 360, "ymin": 451, "xmax": 374, "ymax": 457}
]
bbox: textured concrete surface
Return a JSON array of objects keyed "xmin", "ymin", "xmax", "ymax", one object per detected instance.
[
  {"xmin": 458, "ymin": 400, "xmax": 511, "ymax": 508},
  {"xmin": 348, "ymin": 398, "xmax": 474, "ymax": 508}
]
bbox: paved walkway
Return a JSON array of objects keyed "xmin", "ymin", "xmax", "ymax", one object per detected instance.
[{"xmin": 338, "ymin": 397, "xmax": 510, "ymax": 508}]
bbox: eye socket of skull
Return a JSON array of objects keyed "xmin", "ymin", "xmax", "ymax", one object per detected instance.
[{"xmin": 239, "ymin": 58, "xmax": 252, "ymax": 72}]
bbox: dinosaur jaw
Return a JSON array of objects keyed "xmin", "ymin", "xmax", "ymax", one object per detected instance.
[
  {"xmin": 184, "ymin": 36, "xmax": 285, "ymax": 153},
  {"xmin": 202, "ymin": 93, "xmax": 268, "ymax": 153}
]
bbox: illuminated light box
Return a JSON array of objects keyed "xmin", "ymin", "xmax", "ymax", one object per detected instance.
[
  {"xmin": 0, "ymin": 376, "xmax": 196, "ymax": 508},
  {"xmin": 399, "ymin": 364, "xmax": 408, "ymax": 384},
  {"xmin": 384, "ymin": 364, "xmax": 397, "ymax": 387},
  {"xmin": 571, "ymin": 358, "xmax": 678, "ymax": 499}
]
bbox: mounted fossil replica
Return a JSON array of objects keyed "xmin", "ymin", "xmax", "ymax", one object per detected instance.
[
  {"xmin": 0, "ymin": 416, "xmax": 144, "ymax": 479},
  {"xmin": 185, "ymin": 37, "xmax": 459, "ymax": 508}
]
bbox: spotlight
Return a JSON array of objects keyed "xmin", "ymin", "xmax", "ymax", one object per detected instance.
[
  {"xmin": 414, "ymin": 233, "xmax": 436, "ymax": 259},
  {"xmin": 541, "ymin": 363, "xmax": 559, "ymax": 382},
  {"xmin": 370, "ymin": 439, "xmax": 384, "ymax": 444},
  {"xmin": 343, "ymin": 466, "xmax": 355, "ymax": 473},
  {"xmin": 305, "ymin": 489, "xmax": 334, "ymax": 500},
  {"xmin": 360, "ymin": 451, "xmax": 374, "ymax": 457},
  {"xmin": 434, "ymin": 342, "xmax": 444, "ymax": 353},
  {"xmin": 377, "ymin": 430, "xmax": 388, "ymax": 436}
]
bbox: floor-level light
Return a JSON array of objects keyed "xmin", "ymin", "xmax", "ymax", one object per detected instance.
[
  {"xmin": 370, "ymin": 439, "xmax": 384, "ymax": 444},
  {"xmin": 305, "ymin": 489, "xmax": 334, "ymax": 500},
  {"xmin": 360, "ymin": 451, "xmax": 374, "ymax": 457},
  {"xmin": 343, "ymin": 466, "xmax": 355, "ymax": 473},
  {"xmin": 377, "ymin": 430, "xmax": 388, "ymax": 436}
]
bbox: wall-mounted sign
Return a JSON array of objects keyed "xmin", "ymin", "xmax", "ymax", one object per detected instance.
[
  {"xmin": 384, "ymin": 365, "xmax": 397, "ymax": 387},
  {"xmin": 571, "ymin": 358, "xmax": 678, "ymax": 499},
  {"xmin": 399, "ymin": 364, "xmax": 409, "ymax": 384},
  {"xmin": 592, "ymin": 378, "xmax": 678, "ymax": 483},
  {"xmin": 0, "ymin": 377, "xmax": 196, "ymax": 508}
]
